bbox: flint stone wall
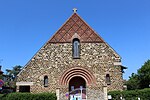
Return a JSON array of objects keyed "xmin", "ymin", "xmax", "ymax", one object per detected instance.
[{"xmin": 17, "ymin": 43, "xmax": 123, "ymax": 94}]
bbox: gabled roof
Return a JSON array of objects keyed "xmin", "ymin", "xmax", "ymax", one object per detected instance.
[{"xmin": 48, "ymin": 13, "xmax": 105, "ymax": 43}]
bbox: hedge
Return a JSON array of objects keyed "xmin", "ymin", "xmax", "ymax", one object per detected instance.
[
  {"xmin": 108, "ymin": 88, "xmax": 150, "ymax": 100},
  {"xmin": 0, "ymin": 94, "xmax": 4, "ymax": 98},
  {"xmin": 0, "ymin": 92, "xmax": 57, "ymax": 100}
]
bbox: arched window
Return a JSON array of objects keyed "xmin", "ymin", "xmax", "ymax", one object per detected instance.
[
  {"xmin": 106, "ymin": 74, "xmax": 111, "ymax": 85},
  {"xmin": 73, "ymin": 38, "xmax": 80, "ymax": 58},
  {"xmin": 44, "ymin": 76, "xmax": 48, "ymax": 87}
]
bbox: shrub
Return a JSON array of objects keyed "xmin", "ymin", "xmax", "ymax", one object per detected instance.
[
  {"xmin": 1, "ymin": 89, "xmax": 13, "ymax": 94},
  {"xmin": 108, "ymin": 88, "xmax": 150, "ymax": 100},
  {"xmin": 108, "ymin": 90, "xmax": 122, "ymax": 100},
  {"xmin": 138, "ymin": 88, "xmax": 150, "ymax": 100},
  {"xmin": 0, "ymin": 92, "xmax": 57, "ymax": 100},
  {"xmin": 0, "ymin": 94, "xmax": 4, "ymax": 97}
]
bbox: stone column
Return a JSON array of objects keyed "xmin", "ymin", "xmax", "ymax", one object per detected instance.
[
  {"xmin": 16, "ymin": 86, "xmax": 19, "ymax": 92},
  {"xmin": 56, "ymin": 89, "xmax": 60, "ymax": 100},
  {"xmin": 103, "ymin": 86, "xmax": 108, "ymax": 100}
]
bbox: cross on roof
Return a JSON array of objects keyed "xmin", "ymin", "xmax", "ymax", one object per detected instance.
[{"xmin": 73, "ymin": 8, "xmax": 77, "ymax": 13}]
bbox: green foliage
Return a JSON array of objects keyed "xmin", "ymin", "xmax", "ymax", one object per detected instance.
[
  {"xmin": 126, "ymin": 59, "xmax": 150, "ymax": 90},
  {"xmin": 1, "ymin": 89, "xmax": 13, "ymax": 94},
  {"xmin": 108, "ymin": 88, "xmax": 150, "ymax": 100},
  {"xmin": 0, "ymin": 94, "xmax": 4, "ymax": 97},
  {"xmin": 108, "ymin": 91, "xmax": 122, "ymax": 100},
  {"xmin": 0, "ymin": 74, "xmax": 3, "ymax": 79},
  {"xmin": 138, "ymin": 60, "xmax": 150, "ymax": 89},
  {"xmin": 122, "ymin": 90, "xmax": 139, "ymax": 100},
  {"xmin": 4, "ymin": 65, "xmax": 22, "ymax": 88},
  {"xmin": 126, "ymin": 73, "xmax": 140, "ymax": 90},
  {"xmin": 6, "ymin": 65, "xmax": 22, "ymax": 80},
  {"xmin": 138, "ymin": 88, "xmax": 150, "ymax": 100},
  {"xmin": 0, "ymin": 92, "xmax": 57, "ymax": 100}
]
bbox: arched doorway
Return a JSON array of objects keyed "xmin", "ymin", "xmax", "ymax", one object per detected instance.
[
  {"xmin": 69, "ymin": 76, "xmax": 86, "ymax": 100},
  {"xmin": 59, "ymin": 67, "xmax": 96, "ymax": 100}
]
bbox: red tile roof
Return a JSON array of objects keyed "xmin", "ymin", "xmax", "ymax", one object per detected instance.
[{"xmin": 48, "ymin": 13, "xmax": 105, "ymax": 43}]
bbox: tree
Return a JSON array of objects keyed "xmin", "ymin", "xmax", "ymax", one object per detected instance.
[
  {"xmin": 4, "ymin": 65, "xmax": 22, "ymax": 88},
  {"xmin": 138, "ymin": 60, "xmax": 150, "ymax": 89},
  {"xmin": 126, "ymin": 59, "xmax": 150, "ymax": 90},
  {"xmin": 126, "ymin": 73, "xmax": 140, "ymax": 90},
  {"xmin": 6, "ymin": 65, "xmax": 22, "ymax": 80}
]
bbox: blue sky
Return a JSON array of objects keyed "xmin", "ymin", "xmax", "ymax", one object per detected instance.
[{"xmin": 0, "ymin": 0, "xmax": 150, "ymax": 80}]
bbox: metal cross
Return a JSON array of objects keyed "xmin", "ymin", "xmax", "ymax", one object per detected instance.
[{"xmin": 73, "ymin": 8, "xmax": 77, "ymax": 13}]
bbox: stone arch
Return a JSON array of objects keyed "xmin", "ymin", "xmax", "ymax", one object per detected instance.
[
  {"xmin": 59, "ymin": 67, "xmax": 96, "ymax": 86},
  {"xmin": 71, "ymin": 33, "xmax": 81, "ymax": 41}
]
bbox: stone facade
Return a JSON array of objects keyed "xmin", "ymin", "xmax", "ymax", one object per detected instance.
[{"xmin": 17, "ymin": 12, "xmax": 124, "ymax": 100}]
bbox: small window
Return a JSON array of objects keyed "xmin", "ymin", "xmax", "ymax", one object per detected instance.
[
  {"xmin": 44, "ymin": 76, "xmax": 48, "ymax": 87},
  {"xmin": 73, "ymin": 38, "xmax": 80, "ymax": 58},
  {"xmin": 106, "ymin": 74, "xmax": 111, "ymax": 85},
  {"xmin": 19, "ymin": 86, "xmax": 30, "ymax": 92}
]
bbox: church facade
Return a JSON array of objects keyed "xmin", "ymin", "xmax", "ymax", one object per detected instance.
[{"xmin": 16, "ymin": 10, "xmax": 125, "ymax": 100}]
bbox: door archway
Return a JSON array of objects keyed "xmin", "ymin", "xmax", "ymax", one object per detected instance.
[
  {"xmin": 69, "ymin": 76, "xmax": 86, "ymax": 100},
  {"xmin": 59, "ymin": 67, "xmax": 96, "ymax": 86},
  {"xmin": 69, "ymin": 76, "xmax": 86, "ymax": 91},
  {"xmin": 59, "ymin": 67, "xmax": 96, "ymax": 100}
]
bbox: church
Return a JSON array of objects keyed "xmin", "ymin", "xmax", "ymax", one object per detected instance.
[{"xmin": 16, "ymin": 9, "xmax": 125, "ymax": 100}]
